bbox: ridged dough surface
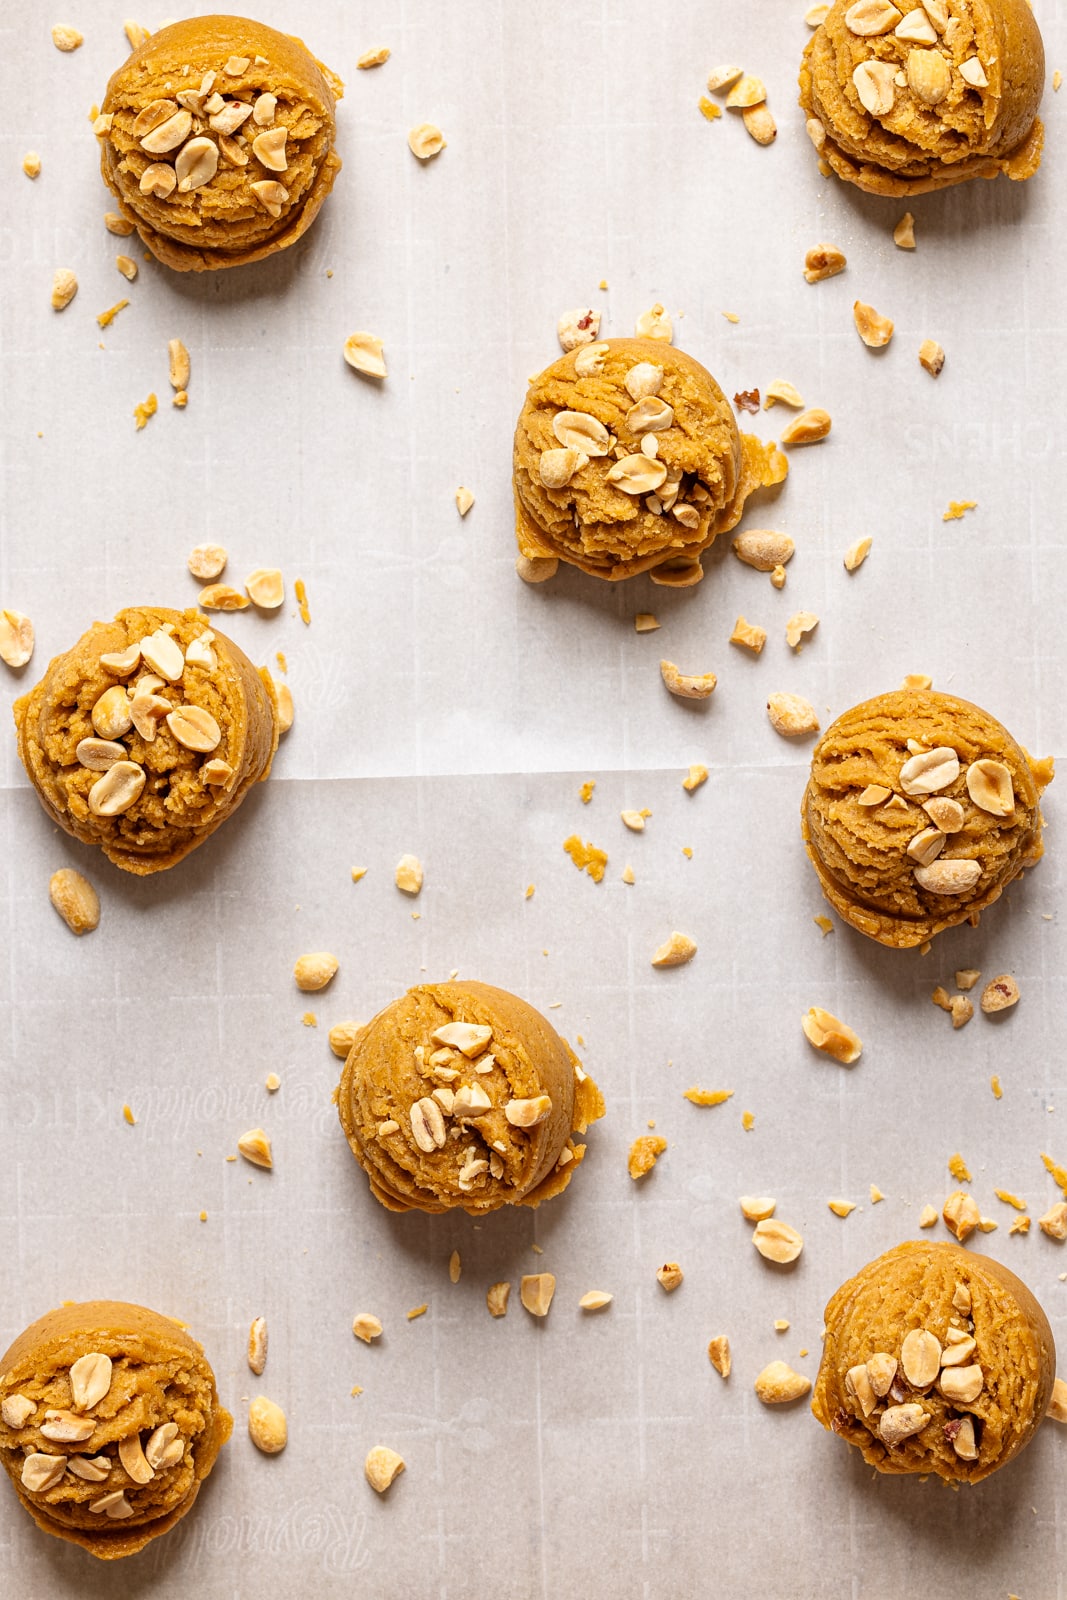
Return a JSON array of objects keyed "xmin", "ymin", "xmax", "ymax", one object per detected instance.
[
  {"xmin": 14, "ymin": 605, "xmax": 279, "ymax": 875},
  {"xmin": 812, "ymin": 1242, "xmax": 1055, "ymax": 1482},
  {"xmin": 801, "ymin": 689, "xmax": 1051, "ymax": 947},
  {"xmin": 100, "ymin": 14, "xmax": 342, "ymax": 271},
  {"xmin": 799, "ymin": 0, "xmax": 1044, "ymax": 194},
  {"xmin": 337, "ymin": 981, "xmax": 605, "ymax": 1215},
  {"xmin": 0, "ymin": 1300, "xmax": 232, "ymax": 1559}
]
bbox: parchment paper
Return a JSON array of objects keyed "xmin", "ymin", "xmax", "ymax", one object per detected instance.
[{"xmin": 1, "ymin": 2, "xmax": 1065, "ymax": 1596}]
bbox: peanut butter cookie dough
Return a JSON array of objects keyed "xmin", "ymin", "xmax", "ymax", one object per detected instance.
[
  {"xmin": 98, "ymin": 15, "xmax": 343, "ymax": 272},
  {"xmin": 513, "ymin": 338, "xmax": 787, "ymax": 586},
  {"xmin": 14, "ymin": 606, "xmax": 280, "ymax": 875},
  {"xmin": 337, "ymin": 981, "xmax": 605, "ymax": 1215},
  {"xmin": 0, "ymin": 1300, "xmax": 232, "ymax": 1559},
  {"xmin": 800, "ymin": 0, "xmax": 1044, "ymax": 195},
  {"xmin": 801, "ymin": 689, "xmax": 1052, "ymax": 948},
  {"xmin": 812, "ymin": 1242, "xmax": 1055, "ymax": 1483}
]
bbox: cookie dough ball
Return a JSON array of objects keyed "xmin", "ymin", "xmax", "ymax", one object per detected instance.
[
  {"xmin": 14, "ymin": 606, "xmax": 280, "ymax": 876},
  {"xmin": 800, "ymin": 0, "xmax": 1044, "ymax": 195},
  {"xmin": 801, "ymin": 688, "xmax": 1051, "ymax": 947},
  {"xmin": 812, "ymin": 1242, "xmax": 1055, "ymax": 1483},
  {"xmin": 98, "ymin": 15, "xmax": 342, "ymax": 271},
  {"xmin": 337, "ymin": 981, "xmax": 605, "ymax": 1215},
  {"xmin": 0, "ymin": 1300, "xmax": 232, "ymax": 1559},
  {"xmin": 513, "ymin": 338, "xmax": 787, "ymax": 585}
]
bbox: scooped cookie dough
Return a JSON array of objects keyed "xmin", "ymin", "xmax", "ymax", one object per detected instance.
[
  {"xmin": 812, "ymin": 1241, "xmax": 1055, "ymax": 1483},
  {"xmin": 800, "ymin": 0, "xmax": 1044, "ymax": 195},
  {"xmin": 98, "ymin": 14, "xmax": 342, "ymax": 271},
  {"xmin": 337, "ymin": 981, "xmax": 605, "ymax": 1215},
  {"xmin": 14, "ymin": 606, "xmax": 280, "ymax": 875},
  {"xmin": 0, "ymin": 1300, "xmax": 232, "ymax": 1559},
  {"xmin": 513, "ymin": 338, "xmax": 787, "ymax": 585},
  {"xmin": 801, "ymin": 689, "xmax": 1052, "ymax": 947}
]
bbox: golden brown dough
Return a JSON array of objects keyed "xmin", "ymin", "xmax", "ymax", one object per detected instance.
[
  {"xmin": 0, "ymin": 1300, "xmax": 232, "ymax": 1559},
  {"xmin": 513, "ymin": 338, "xmax": 786, "ymax": 585},
  {"xmin": 801, "ymin": 689, "xmax": 1051, "ymax": 947},
  {"xmin": 14, "ymin": 606, "xmax": 280, "ymax": 875},
  {"xmin": 812, "ymin": 1241, "xmax": 1055, "ymax": 1482},
  {"xmin": 337, "ymin": 981, "xmax": 605, "ymax": 1215},
  {"xmin": 99, "ymin": 14, "xmax": 342, "ymax": 271},
  {"xmin": 800, "ymin": 0, "xmax": 1044, "ymax": 195}
]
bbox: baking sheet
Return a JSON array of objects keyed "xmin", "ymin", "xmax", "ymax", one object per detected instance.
[{"xmin": 1, "ymin": 1, "xmax": 1066, "ymax": 1595}]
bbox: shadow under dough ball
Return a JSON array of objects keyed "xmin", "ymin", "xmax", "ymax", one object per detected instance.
[
  {"xmin": 14, "ymin": 606, "xmax": 280, "ymax": 875},
  {"xmin": 0, "ymin": 1301, "xmax": 232, "ymax": 1559},
  {"xmin": 799, "ymin": 0, "xmax": 1044, "ymax": 195},
  {"xmin": 812, "ymin": 1241, "xmax": 1055, "ymax": 1483},
  {"xmin": 801, "ymin": 688, "xmax": 1052, "ymax": 947},
  {"xmin": 99, "ymin": 14, "xmax": 343, "ymax": 271},
  {"xmin": 337, "ymin": 981, "xmax": 605, "ymax": 1215},
  {"xmin": 513, "ymin": 338, "xmax": 787, "ymax": 586}
]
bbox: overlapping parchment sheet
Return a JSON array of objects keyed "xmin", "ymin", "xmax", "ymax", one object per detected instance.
[{"xmin": 0, "ymin": 0, "xmax": 1065, "ymax": 1595}]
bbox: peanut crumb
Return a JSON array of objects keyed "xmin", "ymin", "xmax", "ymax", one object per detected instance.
[
  {"xmin": 406, "ymin": 1304, "xmax": 428, "ymax": 1321},
  {"xmin": 122, "ymin": 1104, "xmax": 136, "ymax": 1126},
  {"xmin": 870, "ymin": 1185, "xmax": 884, "ymax": 1204},
  {"xmin": 357, "ymin": 46, "xmax": 391, "ymax": 68},
  {"xmin": 813, "ymin": 915, "xmax": 834, "ymax": 936},
  {"xmin": 843, "ymin": 536, "xmax": 872, "ymax": 572},
  {"xmin": 683, "ymin": 764, "xmax": 708, "ymax": 792},
  {"xmin": 918, "ymin": 1204, "xmax": 937, "ymax": 1228},
  {"xmin": 991, "ymin": 1075, "xmax": 1003, "ymax": 1100},
  {"xmin": 774, "ymin": 1319, "xmax": 790, "ymax": 1332},
  {"xmin": 707, "ymin": 1336, "xmax": 731, "ymax": 1378},
  {"xmin": 828, "ymin": 1199, "xmax": 856, "ymax": 1218},
  {"xmin": 524, "ymin": 882, "xmax": 535, "ymax": 898},
  {"xmin": 351, "ymin": 867, "xmax": 367, "ymax": 883},
  {"xmin": 651, "ymin": 931, "xmax": 697, "ymax": 968},
  {"xmin": 455, "ymin": 486, "xmax": 474, "ymax": 516},
  {"xmin": 448, "ymin": 1250, "xmax": 461, "ymax": 1284},
  {"xmin": 265, "ymin": 1073, "xmax": 280, "ymax": 1092},
  {"xmin": 621, "ymin": 864, "xmax": 635, "ymax": 885},
  {"xmin": 634, "ymin": 613, "xmax": 660, "ymax": 632},
  {"xmin": 22, "ymin": 152, "xmax": 41, "ymax": 178},
  {"xmin": 657, "ymin": 1262, "xmax": 683, "ymax": 1292},
  {"xmin": 893, "ymin": 212, "xmax": 916, "ymax": 249},
  {"xmin": 730, "ymin": 616, "xmax": 767, "ymax": 655}
]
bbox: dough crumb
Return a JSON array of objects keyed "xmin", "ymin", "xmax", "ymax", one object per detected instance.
[
  {"xmin": 730, "ymin": 616, "xmax": 767, "ymax": 655},
  {"xmin": 683, "ymin": 764, "xmax": 708, "ymax": 792},
  {"xmin": 448, "ymin": 1250, "xmax": 461, "ymax": 1284},
  {"xmin": 579, "ymin": 779, "xmax": 595, "ymax": 804},
  {"xmin": 742, "ymin": 1110, "xmax": 755, "ymax": 1131},
  {"xmin": 814, "ymin": 915, "xmax": 834, "ymax": 936},
  {"xmin": 133, "ymin": 393, "xmax": 158, "ymax": 430},
  {"xmin": 995, "ymin": 1189, "xmax": 1027, "ymax": 1212},
  {"xmin": 352, "ymin": 867, "xmax": 367, "ymax": 883},
  {"xmin": 97, "ymin": 299, "xmax": 129, "ymax": 328},
  {"xmin": 122, "ymin": 1103, "xmax": 136, "ymax": 1125},
  {"xmin": 948, "ymin": 1152, "xmax": 972, "ymax": 1182},
  {"xmin": 357, "ymin": 46, "xmax": 390, "ymax": 68},
  {"xmin": 406, "ymin": 1304, "xmax": 428, "ymax": 1321},
  {"xmin": 563, "ymin": 835, "xmax": 608, "ymax": 883},
  {"xmin": 294, "ymin": 578, "xmax": 311, "ymax": 624},
  {"xmin": 628, "ymin": 1135, "xmax": 667, "ymax": 1179},
  {"xmin": 943, "ymin": 500, "xmax": 977, "ymax": 522},
  {"xmin": 708, "ymin": 1335, "xmax": 731, "ymax": 1378}
]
